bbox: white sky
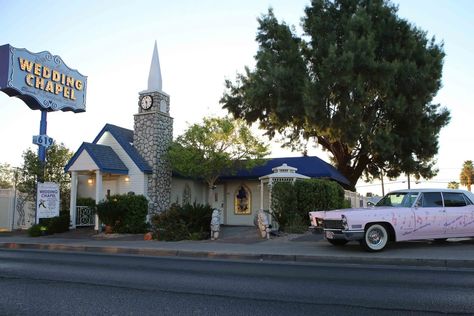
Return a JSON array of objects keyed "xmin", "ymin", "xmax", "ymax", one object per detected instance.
[{"xmin": 0, "ymin": 0, "xmax": 473, "ymax": 196}]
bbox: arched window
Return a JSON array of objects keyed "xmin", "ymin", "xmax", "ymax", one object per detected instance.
[
  {"xmin": 183, "ymin": 184, "xmax": 192, "ymax": 205},
  {"xmin": 234, "ymin": 185, "xmax": 251, "ymax": 215}
]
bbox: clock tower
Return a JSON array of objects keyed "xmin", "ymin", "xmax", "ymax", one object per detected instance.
[{"xmin": 134, "ymin": 41, "xmax": 173, "ymax": 214}]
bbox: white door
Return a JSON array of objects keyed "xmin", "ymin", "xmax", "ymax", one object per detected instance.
[{"xmin": 212, "ymin": 185, "xmax": 225, "ymax": 224}]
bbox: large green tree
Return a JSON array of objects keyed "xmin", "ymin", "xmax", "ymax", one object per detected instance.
[
  {"xmin": 221, "ymin": 0, "xmax": 450, "ymax": 189},
  {"xmin": 18, "ymin": 143, "xmax": 73, "ymax": 209},
  {"xmin": 460, "ymin": 160, "xmax": 473, "ymax": 191},
  {"xmin": 168, "ymin": 116, "xmax": 269, "ymax": 202}
]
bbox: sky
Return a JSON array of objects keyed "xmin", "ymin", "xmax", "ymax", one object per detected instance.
[{"xmin": 0, "ymin": 0, "xmax": 473, "ymax": 196}]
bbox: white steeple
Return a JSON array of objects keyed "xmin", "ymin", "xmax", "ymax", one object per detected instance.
[{"xmin": 147, "ymin": 41, "xmax": 162, "ymax": 92}]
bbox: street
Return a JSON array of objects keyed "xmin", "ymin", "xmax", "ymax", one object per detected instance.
[{"xmin": 0, "ymin": 250, "xmax": 473, "ymax": 315}]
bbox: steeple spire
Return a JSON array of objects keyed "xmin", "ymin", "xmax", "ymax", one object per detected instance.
[{"xmin": 147, "ymin": 41, "xmax": 162, "ymax": 92}]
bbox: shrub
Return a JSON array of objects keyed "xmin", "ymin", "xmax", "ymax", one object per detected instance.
[
  {"xmin": 270, "ymin": 182, "xmax": 297, "ymax": 230},
  {"xmin": 28, "ymin": 224, "xmax": 45, "ymax": 237},
  {"xmin": 96, "ymin": 198, "xmax": 124, "ymax": 227},
  {"xmin": 271, "ymin": 179, "xmax": 346, "ymax": 232},
  {"xmin": 40, "ymin": 211, "xmax": 70, "ymax": 234},
  {"xmin": 113, "ymin": 194, "xmax": 148, "ymax": 234},
  {"xmin": 151, "ymin": 203, "xmax": 213, "ymax": 241},
  {"xmin": 96, "ymin": 194, "xmax": 148, "ymax": 233}
]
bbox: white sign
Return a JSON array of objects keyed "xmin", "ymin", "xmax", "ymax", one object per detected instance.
[
  {"xmin": 33, "ymin": 134, "xmax": 54, "ymax": 148},
  {"xmin": 36, "ymin": 182, "xmax": 60, "ymax": 219}
]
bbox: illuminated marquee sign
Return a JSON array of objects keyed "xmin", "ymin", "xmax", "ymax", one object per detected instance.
[{"xmin": 0, "ymin": 44, "xmax": 87, "ymax": 112}]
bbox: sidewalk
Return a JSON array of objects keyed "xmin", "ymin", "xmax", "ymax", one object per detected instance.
[{"xmin": 1, "ymin": 226, "xmax": 474, "ymax": 269}]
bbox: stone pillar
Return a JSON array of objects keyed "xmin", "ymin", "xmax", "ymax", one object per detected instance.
[
  {"xmin": 69, "ymin": 171, "xmax": 78, "ymax": 229},
  {"xmin": 134, "ymin": 91, "xmax": 173, "ymax": 216},
  {"xmin": 95, "ymin": 170, "xmax": 102, "ymax": 231}
]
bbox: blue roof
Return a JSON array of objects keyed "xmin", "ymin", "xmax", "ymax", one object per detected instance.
[
  {"xmin": 65, "ymin": 142, "xmax": 128, "ymax": 174},
  {"xmin": 219, "ymin": 156, "xmax": 350, "ymax": 186},
  {"xmin": 92, "ymin": 124, "xmax": 152, "ymax": 174}
]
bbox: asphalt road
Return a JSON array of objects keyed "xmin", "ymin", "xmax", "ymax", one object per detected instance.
[{"xmin": 0, "ymin": 249, "xmax": 473, "ymax": 315}]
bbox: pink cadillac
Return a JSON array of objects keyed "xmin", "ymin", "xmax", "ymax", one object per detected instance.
[{"xmin": 309, "ymin": 189, "xmax": 474, "ymax": 251}]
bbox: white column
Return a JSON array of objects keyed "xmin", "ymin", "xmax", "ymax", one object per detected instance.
[
  {"xmin": 69, "ymin": 171, "xmax": 78, "ymax": 229},
  {"xmin": 260, "ymin": 179, "xmax": 264, "ymax": 210},
  {"xmin": 95, "ymin": 170, "xmax": 103, "ymax": 231}
]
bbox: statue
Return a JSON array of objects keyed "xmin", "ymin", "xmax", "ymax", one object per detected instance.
[
  {"xmin": 210, "ymin": 209, "xmax": 222, "ymax": 240},
  {"xmin": 256, "ymin": 210, "xmax": 270, "ymax": 239}
]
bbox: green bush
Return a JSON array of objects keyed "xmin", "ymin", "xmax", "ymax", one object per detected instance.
[
  {"xmin": 270, "ymin": 182, "xmax": 297, "ymax": 230},
  {"xmin": 113, "ymin": 194, "xmax": 148, "ymax": 234},
  {"xmin": 96, "ymin": 198, "xmax": 124, "ymax": 227},
  {"xmin": 40, "ymin": 211, "xmax": 70, "ymax": 234},
  {"xmin": 151, "ymin": 203, "xmax": 213, "ymax": 241},
  {"xmin": 28, "ymin": 224, "xmax": 46, "ymax": 237},
  {"xmin": 96, "ymin": 194, "xmax": 148, "ymax": 233},
  {"xmin": 271, "ymin": 179, "xmax": 346, "ymax": 232}
]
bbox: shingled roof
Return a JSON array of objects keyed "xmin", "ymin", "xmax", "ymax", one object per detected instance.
[
  {"xmin": 65, "ymin": 142, "xmax": 128, "ymax": 174},
  {"xmin": 219, "ymin": 156, "xmax": 350, "ymax": 186},
  {"xmin": 92, "ymin": 124, "xmax": 152, "ymax": 174}
]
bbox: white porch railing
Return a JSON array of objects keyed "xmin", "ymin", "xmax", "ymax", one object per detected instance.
[{"xmin": 76, "ymin": 206, "xmax": 95, "ymax": 227}]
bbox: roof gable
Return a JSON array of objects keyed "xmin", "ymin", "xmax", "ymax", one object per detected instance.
[
  {"xmin": 65, "ymin": 142, "xmax": 128, "ymax": 174},
  {"xmin": 93, "ymin": 124, "xmax": 152, "ymax": 174}
]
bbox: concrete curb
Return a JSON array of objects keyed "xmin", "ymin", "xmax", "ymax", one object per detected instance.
[{"xmin": 2, "ymin": 242, "xmax": 474, "ymax": 269}]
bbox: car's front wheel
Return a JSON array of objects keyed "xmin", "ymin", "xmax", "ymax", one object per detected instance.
[
  {"xmin": 327, "ymin": 239, "xmax": 349, "ymax": 246},
  {"xmin": 360, "ymin": 224, "xmax": 389, "ymax": 252}
]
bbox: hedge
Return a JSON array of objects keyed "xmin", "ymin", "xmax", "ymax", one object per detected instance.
[
  {"xmin": 151, "ymin": 203, "xmax": 213, "ymax": 241},
  {"xmin": 96, "ymin": 194, "xmax": 148, "ymax": 233},
  {"xmin": 271, "ymin": 179, "xmax": 346, "ymax": 232}
]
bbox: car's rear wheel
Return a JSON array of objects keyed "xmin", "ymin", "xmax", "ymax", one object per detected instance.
[
  {"xmin": 327, "ymin": 239, "xmax": 349, "ymax": 246},
  {"xmin": 360, "ymin": 224, "xmax": 389, "ymax": 252}
]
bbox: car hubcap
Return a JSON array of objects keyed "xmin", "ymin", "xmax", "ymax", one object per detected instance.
[{"xmin": 368, "ymin": 228, "xmax": 384, "ymax": 246}]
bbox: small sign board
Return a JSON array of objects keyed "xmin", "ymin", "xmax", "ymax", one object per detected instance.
[
  {"xmin": 32, "ymin": 134, "xmax": 54, "ymax": 148},
  {"xmin": 0, "ymin": 44, "xmax": 87, "ymax": 113},
  {"xmin": 36, "ymin": 182, "xmax": 60, "ymax": 219}
]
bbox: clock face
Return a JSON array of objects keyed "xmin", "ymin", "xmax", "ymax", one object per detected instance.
[{"xmin": 140, "ymin": 95, "xmax": 153, "ymax": 110}]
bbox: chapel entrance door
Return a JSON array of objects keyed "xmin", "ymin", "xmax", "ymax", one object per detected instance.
[{"xmin": 212, "ymin": 184, "xmax": 225, "ymax": 224}]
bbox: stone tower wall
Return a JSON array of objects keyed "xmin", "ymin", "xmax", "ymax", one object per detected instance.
[{"xmin": 134, "ymin": 91, "xmax": 173, "ymax": 215}]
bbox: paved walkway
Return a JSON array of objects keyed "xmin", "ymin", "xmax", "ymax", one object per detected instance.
[{"xmin": 1, "ymin": 226, "xmax": 474, "ymax": 269}]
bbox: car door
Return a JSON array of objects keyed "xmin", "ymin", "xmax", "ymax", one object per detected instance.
[
  {"xmin": 413, "ymin": 192, "xmax": 445, "ymax": 238},
  {"xmin": 443, "ymin": 192, "xmax": 474, "ymax": 237}
]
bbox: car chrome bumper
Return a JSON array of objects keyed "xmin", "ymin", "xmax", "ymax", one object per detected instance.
[{"xmin": 324, "ymin": 229, "xmax": 365, "ymax": 241}]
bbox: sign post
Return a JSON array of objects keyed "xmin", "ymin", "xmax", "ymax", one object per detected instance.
[{"xmin": 0, "ymin": 44, "xmax": 87, "ymax": 224}]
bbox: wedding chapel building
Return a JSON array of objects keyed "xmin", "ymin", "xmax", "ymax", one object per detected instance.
[{"xmin": 64, "ymin": 42, "xmax": 350, "ymax": 229}]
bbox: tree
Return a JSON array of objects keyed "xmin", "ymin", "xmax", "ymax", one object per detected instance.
[
  {"xmin": 168, "ymin": 116, "xmax": 269, "ymax": 202},
  {"xmin": 18, "ymin": 143, "xmax": 73, "ymax": 209},
  {"xmin": 221, "ymin": 0, "xmax": 450, "ymax": 190},
  {"xmin": 0, "ymin": 163, "xmax": 15, "ymax": 189},
  {"xmin": 447, "ymin": 181, "xmax": 459, "ymax": 189},
  {"xmin": 460, "ymin": 160, "xmax": 473, "ymax": 191}
]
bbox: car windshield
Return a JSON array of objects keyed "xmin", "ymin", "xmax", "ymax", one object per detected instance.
[{"xmin": 375, "ymin": 192, "xmax": 419, "ymax": 207}]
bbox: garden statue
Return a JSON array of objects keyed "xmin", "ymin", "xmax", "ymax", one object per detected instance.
[
  {"xmin": 257, "ymin": 210, "xmax": 270, "ymax": 239},
  {"xmin": 210, "ymin": 208, "xmax": 222, "ymax": 240}
]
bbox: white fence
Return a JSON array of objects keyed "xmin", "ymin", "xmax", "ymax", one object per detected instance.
[
  {"xmin": 0, "ymin": 189, "xmax": 35, "ymax": 231},
  {"xmin": 344, "ymin": 190, "xmax": 368, "ymax": 208}
]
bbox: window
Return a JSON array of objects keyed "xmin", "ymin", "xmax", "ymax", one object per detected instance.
[
  {"xmin": 376, "ymin": 192, "xmax": 418, "ymax": 207},
  {"xmin": 443, "ymin": 192, "xmax": 467, "ymax": 207},
  {"xmin": 420, "ymin": 192, "xmax": 443, "ymax": 207},
  {"xmin": 234, "ymin": 185, "xmax": 251, "ymax": 215}
]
